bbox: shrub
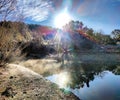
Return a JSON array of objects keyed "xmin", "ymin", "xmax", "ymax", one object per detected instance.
[{"xmin": 0, "ymin": 21, "xmax": 31, "ymax": 66}]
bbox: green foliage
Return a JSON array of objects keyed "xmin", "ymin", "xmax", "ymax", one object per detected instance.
[
  {"xmin": 86, "ymin": 29, "xmax": 116, "ymax": 45},
  {"xmin": 86, "ymin": 28, "xmax": 94, "ymax": 37},
  {"xmin": 65, "ymin": 20, "xmax": 117, "ymax": 45},
  {"xmin": 112, "ymin": 29, "xmax": 120, "ymax": 43},
  {"xmin": 63, "ymin": 20, "xmax": 86, "ymax": 32}
]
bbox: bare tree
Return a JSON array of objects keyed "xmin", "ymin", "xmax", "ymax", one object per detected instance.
[
  {"xmin": 0, "ymin": 0, "xmax": 17, "ymax": 21},
  {"xmin": 0, "ymin": 0, "xmax": 11, "ymax": 11}
]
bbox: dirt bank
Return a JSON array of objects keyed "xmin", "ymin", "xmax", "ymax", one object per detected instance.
[{"xmin": 0, "ymin": 64, "xmax": 79, "ymax": 100}]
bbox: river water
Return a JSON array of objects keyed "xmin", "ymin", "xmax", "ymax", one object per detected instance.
[{"xmin": 46, "ymin": 63, "xmax": 120, "ymax": 100}]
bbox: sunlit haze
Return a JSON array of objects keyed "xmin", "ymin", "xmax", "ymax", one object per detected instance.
[
  {"xmin": 54, "ymin": 8, "xmax": 72, "ymax": 29},
  {"xmin": 47, "ymin": 72, "xmax": 71, "ymax": 88}
]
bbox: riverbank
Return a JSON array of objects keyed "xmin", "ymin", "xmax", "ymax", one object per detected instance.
[
  {"xmin": 0, "ymin": 64, "xmax": 79, "ymax": 100},
  {"xmin": 0, "ymin": 53, "xmax": 119, "ymax": 100}
]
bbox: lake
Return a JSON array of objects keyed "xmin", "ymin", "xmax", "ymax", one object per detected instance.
[{"xmin": 46, "ymin": 63, "xmax": 120, "ymax": 100}]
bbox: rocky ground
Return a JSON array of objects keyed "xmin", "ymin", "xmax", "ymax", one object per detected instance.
[{"xmin": 0, "ymin": 63, "xmax": 79, "ymax": 100}]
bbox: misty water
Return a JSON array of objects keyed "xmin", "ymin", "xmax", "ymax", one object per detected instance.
[{"xmin": 45, "ymin": 62, "xmax": 120, "ymax": 100}]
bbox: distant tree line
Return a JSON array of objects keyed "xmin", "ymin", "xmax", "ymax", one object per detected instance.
[
  {"xmin": 111, "ymin": 29, "xmax": 120, "ymax": 44},
  {"xmin": 63, "ymin": 20, "xmax": 119, "ymax": 45}
]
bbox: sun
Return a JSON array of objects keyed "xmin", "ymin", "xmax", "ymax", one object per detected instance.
[{"xmin": 54, "ymin": 9, "xmax": 72, "ymax": 29}]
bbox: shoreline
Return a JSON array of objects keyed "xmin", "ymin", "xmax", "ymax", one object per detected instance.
[
  {"xmin": 0, "ymin": 53, "xmax": 120, "ymax": 100},
  {"xmin": 0, "ymin": 64, "xmax": 79, "ymax": 100}
]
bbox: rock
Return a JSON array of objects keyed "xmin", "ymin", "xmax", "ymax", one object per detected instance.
[
  {"xmin": 0, "ymin": 86, "xmax": 6, "ymax": 93},
  {"xmin": 9, "ymin": 76, "xmax": 13, "ymax": 79},
  {"xmin": 1, "ymin": 87, "xmax": 16, "ymax": 98},
  {"xmin": 23, "ymin": 91, "xmax": 27, "ymax": 94}
]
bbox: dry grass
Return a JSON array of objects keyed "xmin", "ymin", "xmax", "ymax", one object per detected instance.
[{"xmin": 0, "ymin": 21, "xmax": 32, "ymax": 66}]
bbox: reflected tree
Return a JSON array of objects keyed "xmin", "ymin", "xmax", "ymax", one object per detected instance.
[{"xmin": 62, "ymin": 63, "xmax": 119, "ymax": 89}]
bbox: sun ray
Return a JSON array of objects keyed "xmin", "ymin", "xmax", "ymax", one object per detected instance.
[{"xmin": 54, "ymin": 8, "xmax": 72, "ymax": 29}]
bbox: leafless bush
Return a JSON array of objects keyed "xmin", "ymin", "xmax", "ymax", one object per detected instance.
[
  {"xmin": 0, "ymin": 41, "xmax": 27, "ymax": 66},
  {"xmin": 0, "ymin": 21, "xmax": 31, "ymax": 66}
]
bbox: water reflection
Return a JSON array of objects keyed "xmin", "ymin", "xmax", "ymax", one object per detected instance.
[
  {"xmin": 47, "ymin": 72, "xmax": 71, "ymax": 88},
  {"xmin": 71, "ymin": 71, "xmax": 120, "ymax": 100},
  {"xmin": 46, "ymin": 63, "xmax": 120, "ymax": 100}
]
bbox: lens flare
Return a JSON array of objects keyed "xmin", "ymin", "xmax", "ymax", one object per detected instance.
[
  {"xmin": 54, "ymin": 8, "xmax": 72, "ymax": 29},
  {"xmin": 57, "ymin": 72, "xmax": 70, "ymax": 88}
]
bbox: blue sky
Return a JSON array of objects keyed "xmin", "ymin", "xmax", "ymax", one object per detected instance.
[{"xmin": 7, "ymin": 0, "xmax": 120, "ymax": 34}]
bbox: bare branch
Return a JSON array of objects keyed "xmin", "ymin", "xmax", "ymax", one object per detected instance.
[{"xmin": 0, "ymin": 0, "xmax": 17, "ymax": 21}]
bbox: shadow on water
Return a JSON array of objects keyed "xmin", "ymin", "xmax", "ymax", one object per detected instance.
[{"xmin": 46, "ymin": 60, "xmax": 120, "ymax": 100}]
